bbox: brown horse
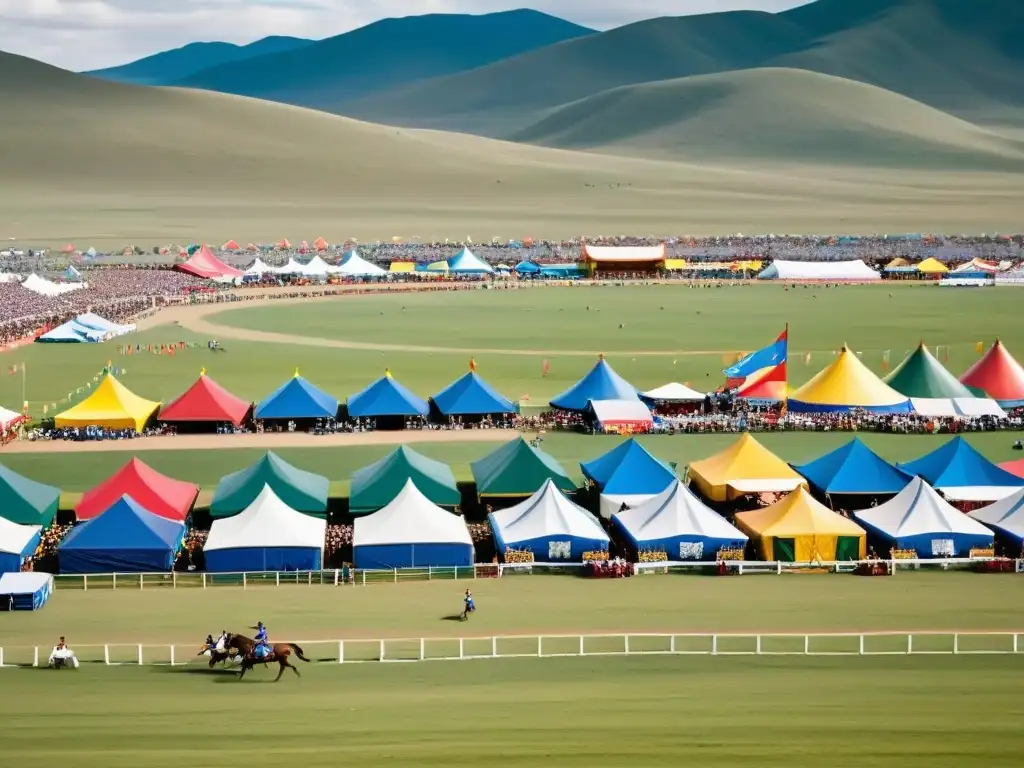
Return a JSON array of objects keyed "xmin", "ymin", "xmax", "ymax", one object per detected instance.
[{"xmin": 224, "ymin": 633, "xmax": 309, "ymax": 681}]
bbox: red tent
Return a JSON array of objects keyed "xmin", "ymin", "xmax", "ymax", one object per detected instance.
[
  {"xmin": 277, "ymin": 239, "xmax": 292, "ymax": 250},
  {"xmin": 960, "ymin": 340, "xmax": 1024, "ymax": 403},
  {"xmin": 222, "ymin": 240, "xmax": 241, "ymax": 251},
  {"xmin": 174, "ymin": 245, "xmax": 243, "ymax": 279},
  {"xmin": 1000, "ymin": 458, "xmax": 1024, "ymax": 479},
  {"xmin": 159, "ymin": 371, "xmax": 251, "ymax": 425},
  {"xmin": 75, "ymin": 458, "xmax": 199, "ymax": 522},
  {"xmin": 314, "ymin": 237, "xmax": 329, "ymax": 251}
]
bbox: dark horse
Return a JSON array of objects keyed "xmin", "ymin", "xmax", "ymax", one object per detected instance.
[{"xmin": 224, "ymin": 632, "xmax": 310, "ymax": 681}]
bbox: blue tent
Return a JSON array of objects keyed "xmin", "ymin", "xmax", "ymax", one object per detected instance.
[
  {"xmin": 430, "ymin": 371, "xmax": 515, "ymax": 416},
  {"xmin": 514, "ymin": 260, "xmax": 540, "ymax": 274},
  {"xmin": 792, "ymin": 438, "xmax": 914, "ymax": 495},
  {"xmin": 58, "ymin": 496, "xmax": 185, "ymax": 574},
  {"xmin": 897, "ymin": 437, "xmax": 1024, "ymax": 501},
  {"xmin": 0, "ymin": 519, "xmax": 41, "ymax": 574},
  {"xmin": 36, "ymin": 320, "xmax": 104, "ymax": 343},
  {"xmin": 447, "ymin": 248, "xmax": 493, "ymax": 274},
  {"xmin": 254, "ymin": 374, "xmax": 338, "ymax": 420},
  {"xmin": 580, "ymin": 438, "xmax": 676, "ymax": 495},
  {"xmin": 550, "ymin": 357, "xmax": 639, "ymax": 411},
  {"xmin": 64, "ymin": 265, "xmax": 83, "ymax": 282},
  {"xmin": 348, "ymin": 374, "xmax": 428, "ymax": 418},
  {"xmin": 0, "ymin": 572, "xmax": 53, "ymax": 610}
]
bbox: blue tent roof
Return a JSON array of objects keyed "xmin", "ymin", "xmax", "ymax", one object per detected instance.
[
  {"xmin": 580, "ymin": 438, "xmax": 676, "ymax": 495},
  {"xmin": 431, "ymin": 371, "xmax": 515, "ymax": 416},
  {"xmin": 792, "ymin": 438, "xmax": 914, "ymax": 495},
  {"xmin": 36, "ymin": 320, "xmax": 104, "ymax": 343},
  {"xmin": 347, "ymin": 375, "xmax": 428, "ymax": 418},
  {"xmin": 447, "ymin": 247, "xmax": 493, "ymax": 273},
  {"xmin": 514, "ymin": 260, "xmax": 540, "ymax": 274},
  {"xmin": 254, "ymin": 375, "xmax": 339, "ymax": 420},
  {"xmin": 59, "ymin": 495, "xmax": 185, "ymax": 553},
  {"xmin": 550, "ymin": 358, "xmax": 638, "ymax": 411},
  {"xmin": 897, "ymin": 437, "xmax": 1023, "ymax": 491}
]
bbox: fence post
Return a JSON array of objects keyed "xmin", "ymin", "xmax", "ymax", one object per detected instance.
[
  {"xmin": 170, "ymin": 645, "xmax": 175, "ymax": 666},
  {"xmin": 907, "ymin": 634, "xmax": 913, "ymax": 654},
  {"xmin": 243, "ymin": 573, "xmax": 247, "ymax": 590},
  {"xmin": 172, "ymin": 571, "xmax": 177, "ymax": 589},
  {"xmin": 670, "ymin": 635, "xmax": 676, "ymax": 654},
  {"xmin": 804, "ymin": 635, "xmax": 809, "ymax": 655},
  {"xmin": 338, "ymin": 641, "xmax": 344, "ymax": 664},
  {"xmin": 420, "ymin": 638, "xmax": 425, "ymax": 661},
  {"xmin": 776, "ymin": 561, "xmax": 782, "ymax": 575},
  {"xmin": 579, "ymin": 635, "xmax": 585, "ymax": 656},
  {"xmin": 138, "ymin": 645, "xmax": 143, "ymax": 665},
  {"xmin": 84, "ymin": 574, "xmax": 88, "ymax": 591},
  {"xmin": 859, "ymin": 634, "xmax": 865, "ymax": 655},
  {"xmin": 0, "ymin": 646, "xmax": 3, "ymax": 667},
  {"xmin": 491, "ymin": 637, "xmax": 497, "ymax": 658},
  {"xmin": 113, "ymin": 573, "xmax": 117, "ymax": 590},
  {"xmin": 33, "ymin": 647, "xmax": 38, "ymax": 667},
  {"xmin": 362, "ymin": 571, "xmax": 366, "ymax": 586},
  {"xmin": 538, "ymin": 636, "xmax": 543, "ymax": 657},
  {"xmin": 104, "ymin": 645, "xmax": 110, "ymax": 665},
  {"xmin": 379, "ymin": 639, "xmax": 385, "ymax": 661},
  {"xmin": 428, "ymin": 566, "xmax": 432, "ymax": 581},
  {"xmin": 624, "ymin": 635, "xmax": 630, "ymax": 655},
  {"xmin": 308, "ymin": 571, "xmax": 312, "ymax": 586},
  {"xmin": 1015, "ymin": 634, "xmax": 1019, "ymax": 654},
  {"xmin": 756, "ymin": 635, "xmax": 762, "ymax": 655},
  {"xmin": 712, "ymin": 635, "xmax": 718, "ymax": 655},
  {"xmin": 140, "ymin": 574, "xmax": 144, "ymax": 589},
  {"xmin": 393, "ymin": 569, "xmax": 397, "ymax": 583},
  {"xmin": 953, "ymin": 634, "xmax": 959, "ymax": 655},
  {"xmin": 202, "ymin": 573, "xmax": 207, "ymax": 589},
  {"xmin": 276, "ymin": 572, "xmax": 280, "ymax": 587},
  {"xmin": 459, "ymin": 638, "xmax": 464, "ymax": 659}
]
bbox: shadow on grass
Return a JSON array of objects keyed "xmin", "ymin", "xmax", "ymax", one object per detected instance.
[
  {"xmin": 160, "ymin": 665, "xmax": 238, "ymax": 676},
  {"xmin": 441, "ymin": 614, "xmax": 467, "ymax": 622}
]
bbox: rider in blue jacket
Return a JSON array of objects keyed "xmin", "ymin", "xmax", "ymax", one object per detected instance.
[{"xmin": 254, "ymin": 622, "xmax": 270, "ymax": 658}]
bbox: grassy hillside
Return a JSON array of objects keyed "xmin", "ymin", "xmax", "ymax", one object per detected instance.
[
  {"xmin": 173, "ymin": 10, "xmax": 594, "ymax": 107},
  {"xmin": 85, "ymin": 37, "xmax": 313, "ymax": 85},
  {"xmin": 511, "ymin": 68, "xmax": 1024, "ymax": 169},
  {"xmin": 2, "ymin": 51, "xmax": 1022, "ymax": 245}
]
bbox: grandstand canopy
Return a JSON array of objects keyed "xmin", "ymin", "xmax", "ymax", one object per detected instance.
[
  {"xmin": 159, "ymin": 371, "xmax": 251, "ymax": 425},
  {"xmin": 884, "ymin": 343, "xmax": 977, "ymax": 399},
  {"xmin": 550, "ymin": 356, "xmax": 638, "ymax": 411},
  {"xmin": 735, "ymin": 486, "xmax": 866, "ymax": 561},
  {"xmin": 430, "ymin": 371, "xmax": 515, "ymax": 417},
  {"xmin": 489, "ymin": 479, "xmax": 608, "ymax": 562},
  {"xmin": 854, "ymin": 477, "xmax": 993, "ymax": 557},
  {"xmin": 959, "ymin": 340, "xmax": 1024, "ymax": 406},
  {"xmin": 789, "ymin": 346, "xmax": 912, "ymax": 413},
  {"xmin": 471, "ymin": 437, "xmax": 575, "ymax": 498},
  {"xmin": 210, "ymin": 452, "xmax": 329, "ymax": 518},
  {"xmin": 75, "ymin": 457, "xmax": 198, "ymax": 522},
  {"xmin": 54, "ymin": 373, "xmax": 161, "ymax": 433},
  {"xmin": 897, "ymin": 437, "xmax": 1024, "ymax": 501},
  {"xmin": 687, "ymin": 434, "xmax": 806, "ymax": 502},
  {"xmin": 792, "ymin": 438, "xmax": 913, "ymax": 496},
  {"xmin": 580, "ymin": 245, "xmax": 666, "ymax": 274},
  {"xmin": 174, "ymin": 245, "xmax": 243, "ymax": 279},
  {"xmin": 969, "ymin": 487, "xmax": 1024, "ymax": 545},
  {"xmin": 350, "ymin": 446, "xmax": 460, "ymax": 515},
  {"xmin": 757, "ymin": 260, "xmax": 879, "ymax": 280},
  {"xmin": 347, "ymin": 374, "xmax": 429, "ymax": 418},
  {"xmin": 0, "ymin": 463, "xmax": 60, "ymax": 526},
  {"xmin": 254, "ymin": 373, "xmax": 339, "ymax": 421},
  {"xmin": 580, "ymin": 438, "xmax": 676, "ymax": 496}
]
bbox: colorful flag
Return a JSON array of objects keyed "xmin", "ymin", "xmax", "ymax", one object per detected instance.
[
  {"xmin": 976, "ymin": 341, "xmax": 984, "ymax": 354},
  {"xmin": 723, "ymin": 327, "xmax": 787, "ymax": 382},
  {"xmin": 469, "ymin": 358, "xmax": 477, "ymax": 372}
]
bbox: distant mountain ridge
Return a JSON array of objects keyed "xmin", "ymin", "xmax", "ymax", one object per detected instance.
[{"xmin": 85, "ymin": 36, "xmax": 314, "ymax": 85}]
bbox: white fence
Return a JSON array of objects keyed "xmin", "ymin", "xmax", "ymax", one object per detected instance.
[{"xmin": 2, "ymin": 631, "xmax": 1021, "ymax": 669}]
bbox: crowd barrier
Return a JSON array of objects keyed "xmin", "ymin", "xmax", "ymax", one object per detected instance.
[{"xmin": 2, "ymin": 631, "xmax": 1021, "ymax": 669}]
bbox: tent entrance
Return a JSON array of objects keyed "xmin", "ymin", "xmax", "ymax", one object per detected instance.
[
  {"xmin": 773, "ymin": 538, "xmax": 796, "ymax": 562},
  {"xmin": 835, "ymin": 536, "xmax": 860, "ymax": 561}
]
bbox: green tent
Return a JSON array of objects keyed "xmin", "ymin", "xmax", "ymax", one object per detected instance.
[
  {"xmin": 884, "ymin": 343, "xmax": 976, "ymax": 399},
  {"xmin": 471, "ymin": 437, "xmax": 576, "ymax": 498},
  {"xmin": 210, "ymin": 452, "xmax": 329, "ymax": 518},
  {"xmin": 349, "ymin": 446, "xmax": 460, "ymax": 515},
  {"xmin": 0, "ymin": 463, "xmax": 60, "ymax": 527}
]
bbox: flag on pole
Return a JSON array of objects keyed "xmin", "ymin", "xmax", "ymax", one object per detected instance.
[
  {"xmin": 976, "ymin": 341, "xmax": 984, "ymax": 354},
  {"xmin": 469, "ymin": 358, "xmax": 477, "ymax": 372}
]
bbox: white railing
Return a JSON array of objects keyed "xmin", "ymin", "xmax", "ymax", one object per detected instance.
[{"xmin": 2, "ymin": 631, "xmax": 1021, "ymax": 669}]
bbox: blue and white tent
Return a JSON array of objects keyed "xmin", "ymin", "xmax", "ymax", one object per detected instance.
[
  {"xmin": 969, "ymin": 487, "xmax": 1024, "ymax": 545},
  {"xmin": 550, "ymin": 357, "xmax": 639, "ymax": 411},
  {"xmin": 897, "ymin": 437, "xmax": 1024, "ymax": 501},
  {"xmin": 75, "ymin": 312, "xmax": 135, "ymax": 336},
  {"xmin": 254, "ymin": 374, "xmax": 339, "ymax": 420},
  {"xmin": 447, "ymin": 248, "xmax": 493, "ymax": 274},
  {"xmin": 514, "ymin": 260, "xmax": 540, "ymax": 274},
  {"xmin": 0, "ymin": 516, "xmax": 41, "ymax": 574},
  {"xmin": 792, "ymin": 438, "xmax": 913, "ymax": 495},
  {"xmin": 348, "ymin": 374, "xmax": 429, "ymax": 418},
  {"xmin": 430, "ymin": 371, "xmax": 515, "ymax": 416},
  {"xmin": 489, "ymin": 479, "xmax": 609, "ymax": 562},
  {"xmin": 612, "ymin": 480, "xmax": 747, "ymax": 561},
  {"xmin": 58, "ymin": 495, "xmax": 186, "ymax": 574},
  {"xmin": 581, "ymin": 438, "xmax": 677, "ymax": 517},
  {"xmin": 204, "ymin": 485, "xmax": 326, "ymax": 572},
  {"xmin": 353, "ymin": 480, "xmax": 473, "ymax": 569},
  {"xmin": 36, "ymin": 319, "xmax": 106, "ymax": 343},
  {"xmin": 0, "ymin": 572, "xmax": 53, "ymax": 610},
  {"xmin": 853, "ymin": 477, "xmax": 993, "ymax": 557}
]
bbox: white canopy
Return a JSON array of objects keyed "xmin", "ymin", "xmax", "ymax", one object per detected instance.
[
  {"xmin": 75, "ymin": 312, "xmax": 135, "ymax": 337},
  {"xmin": 854, "ymin": 477, "xmax": 993, "ymax": 538},
  {"xmin": 244, "ymin": 258, "xmax": 274, "ymax": 277},
  {"xmin": 599, "ymin": 493, "xmax": 656, "ymax": 520},
  {"xmin": 274, "ymin": 258, "xmax": 305, "ymax": 275},
  {"xmin": 614, "ymin": 480, "xmax": 747, "ymax": 543},
  {"xmin": 300, "ymin": 255, "xmax": 337, "ymax": 277},
  {"xmin": 354, "ymin": 479, "xmax": 471, "ymax": 547},
  {"xmin": 0, "ymin": 517, "xmax": 41, "ymax": 557},
  {"xmin": 21, "ymin": 273, "xmax": 83, "ymax": 296},
  {"xmin": 338, "ymin": 250, "xmax": 386, "ymax": 277},
  {"xmin": 491, "ymin": 479, "xmax": 608, "ymax": 545},
  {"xmin": 911, "ymin": 398, "xmax": 1006, "ymax": 418},
  {"xmin": 589, "ymin": 399, "xmax": 653, "ymax": 427},
  {"xmin": 969, "ymin": 488, "xmax": 1024, "ymax": 541},
  {"xmin": 642, "ymin": 382, "xmax": 706, "ymax": 402},
  {"xmin": 0, "ymin": 405, "xmax": 25, "ymax": 430},
  {"xmin": 758, "ymin": 260, "xmax": 880, "ymax": 281},
  {"xmin": 204, "ymin": 485, "xmax": 326, "ymax": 552}
]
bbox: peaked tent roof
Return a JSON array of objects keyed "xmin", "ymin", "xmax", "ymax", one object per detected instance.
[
  {"xmin": 430, "ymin": 371, "xmax": 515, "ymax": 416},
  {"xmin": 300, "ymin": 255, "xmax": 337, "ymax": 276},
  {"xmin": 789, "ymin": 346, "xmax": 911, "ymax": 412},
  {"xmin": 174, "ymin": 245, "xmax": 243, "ymax": 279},
  {"xmin": 641, "ymin": 382, "xmax": 706, "ymax": 402},
  {"xmin": 855, "ymin": 477, "xmax": 993, "ymax": 543},
  {"xmin": 75, "ymin": 312, "xmax": 134, "ymax": 336},
  {"xmin": 254, "ymin": 374, "xmax": 339, "ymax": 420},
  {"xmin": 54, "ymin": 373, "xmax": 161, "ymax": 433},
  {"xmin": 447, "ymin": 247, "xmax": 494, "ymax": 273},
  {"xmin": 580, "ymin": 438, "xmax": 676, "ymax": 495},
  {"xmin": 204, "ymin": 485, "xmax": 327, "ymax": 551},
  {"xmin": 159, "ymin": 372, "xmax": 251, "ymax": 425},
  {"xmin": 687, "ymin": 433, "xmax": 806, "ymax": 502},
  {"xmin": 959, "ymin": 340, "xmax": 1024, "ymax": 405},
  {"xmin": 0, "ymin": 516, "xmax": 41, "ymax": 558},
  {"xmin": 897, "ymin": 437, "xmax": 1024, "ymax": 501},
  {"xmin": 354, "ymin": 480, "xmax": 473, "ymax": 547},
  {"xmin": 490, "ymin": 479, "xmax": 608, "ymax": 546},
  {"xmin": 210, "ymin": 451, "xmax": 329, "ymax": 518},
  {"xmin": 736, "ymin": 361, "xmax": 788, "ymax": 401},
  {"xmin": 1000, "ymin": 458, "xmax": 1024, "ymax": 479},
  {"xmin": 471, "ymin": 437, "xmax": 576, "ymax": 497},
  {"xmin": 613, "ymin": 480, "xmax": 747, "ymax": 547},
  {"xmin": 350, "ymin": 446, "xmax": 460, "ymax": 514},
  {"xmin": 884, "ymin": 343, "xmax": 976, "ymax": 399},
  {"xmin": 916, "ymin": 257, "xmax": 949, "ymax": 274},
  {"xmin": 75, "ymin": 457, "xmax": 198, "ymax": 522},
  {"xmin": 61, "ymin": 495, "xmax": 185, "ymax": 551},
  {"xmin": 0, "ymin": 463, "xmax": 60, "ymax": 526},
  {"xmin": 969, "ymin": 487, "xmax": 1024, "ymax": 543},
  {"xmin": 36, "ymin": 318, "xmax": 106, "ymax": 343},
  {"xmin": 338, "ymin": 250, "xmax": 386, "ymax": 277},
  {"xmin": 0, "ymin": 406, "xmax": 26, "ymax": 430},
  {"xmin": 792, "ymin": 438, "xmax": 914, "ymax": 495},
  {"xmin": 550, "ymin": 357, "xmax": 639, "ymax": 411},
  {"xmin": 735, "ymin": 486, "xmax": 866, "ymax": 558},
  {"xmin": 347, "ymin": 375, "xmax": 429, "ymax": 418},
  {"xmin": 244, "ymin": 257, "xmax": 274, "ymax": 276}
]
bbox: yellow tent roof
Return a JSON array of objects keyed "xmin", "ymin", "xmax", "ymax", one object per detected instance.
[
  {"xmin": 663, "ymin": 259, "xmax": 687, "ymax": 271},
  {"xmin": 54, "ymin": 373, "xmax": 160, "ymax": 433},
  {"xmin": 916, "ymin": 257, "xmax": 949, "ymax": 274},
  {"xmin": 735, "ymin": 486, "xmax": 865, "ymax": 538},
  {"xmin": 789, "ymin": 346, "xmax": 909, "ymax": 408},
  {"xmin": 388, "ymin": 261, "xmax": 415, "ymax": 273},
  {"xmin": 426, "ymin": 260, "xmax": 449, "ymax": 272},
  {"xmin": 687, "ymin": 434, "xmax": 806, "ymax": 502},
  {"xmin": 886, "ymin": 257, "xmax": 909, "ymax": 268}
]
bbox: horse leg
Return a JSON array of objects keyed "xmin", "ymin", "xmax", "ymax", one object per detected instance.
[
  {"xmin": 238, "ymin": 663, "xmax": 247, "ymax": 679},
  {"xmin": 274, "ymin": 660, "xmax": 286, "ymax": 682}
]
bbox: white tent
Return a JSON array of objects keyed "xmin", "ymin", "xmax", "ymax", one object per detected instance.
[
  {"xmin": 75, "ymin": 312, "xmax": 135, "ymax": 337},
  {"xmin": 589, "ymin": 399, "xmax": 653, "ymax": 430},
  {"xmin": 274, "ymin": 258, "xmax": 305, "ymax": 275},
  {"xmin": 853, "ymin": 477, "xmax": 993, "ymax": 557},
  {"xmin": 353, "ymin": 480, "xmax": 473, "ymax": 569},
  {"xmin": 0, "ymin": 273, "xmax": 20, "ymax": 283},
  {"xmin": 0, "ymin": 517, "xmax": 41, "ymax": 571},
  {"xmin": 969, "ymin": 488, "xmax": 1024, "ymax": 544},
  {"xmin": 758, "ymin": 260, "xmax": 880, "ymax": 281},
  {"xmin": 0, "ymin": 405, "xmax": 25, "ymax": 430},
  {"xmin": 244, "ymin": 258, "xmax": 274, "ymax": 277},
  {"xmin": 641, "ymin": 382, "xmax": 706, "ymax": 402},
  {"xmin": 338, "ymin": 250, "xmax": 386, "ymax": 277},
  {"xmin": 612, "ymin": 480, "xmax": 746, "ymax": 559},
  {"xmin": 911, "ymin": 398, "xmax": 1006, "ymax": 418},
  {"xmin": 447, "ymin": 247, "xmax": 494, "ymax": 273},
  {"xmin": 300, "ymin": 255, "xmax": 337, "ymax": 277},
  {"xmin": 599, "ymin": 493, "xmax": 657, "ymax": 519},
  {"xmin": 21, "ymin": 273, "xmax": 83, "ymax": 296}
]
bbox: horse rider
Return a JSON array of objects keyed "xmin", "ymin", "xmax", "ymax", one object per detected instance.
[
  {"xmin": 254, "ymin": 622, "xmax": 271, "ymax": 659},
  {"xmin": 48, "ymin": 636, "xmax": 79, "ymax": 669},
  {"xmin": 464, "ymin": 589, "xmax": 475, "ymax": 615}
]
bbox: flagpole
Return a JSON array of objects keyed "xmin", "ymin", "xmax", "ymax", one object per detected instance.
[{"xmin": 21, "ymin": 363, "xmax": 26, "ymax": 411}]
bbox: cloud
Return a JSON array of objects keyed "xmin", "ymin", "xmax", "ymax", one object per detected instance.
[{"xmin": 0, "ymin": 0, "xmax": 805, "ymax": 71}]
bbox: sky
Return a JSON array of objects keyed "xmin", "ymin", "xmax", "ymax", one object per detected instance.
[{"xmin": 1, "ymin": 0, "xmax": 807, "ymax": 71}]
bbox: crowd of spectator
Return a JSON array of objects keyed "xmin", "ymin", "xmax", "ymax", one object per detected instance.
[{"xmin": 23, "ymin": 523, "xmax": 73, "ymax": 571}]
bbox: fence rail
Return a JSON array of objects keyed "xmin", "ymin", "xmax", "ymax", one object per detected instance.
[{"xmin": 2, "ymin": 631, "xmax": 1021, "ymax": 669}]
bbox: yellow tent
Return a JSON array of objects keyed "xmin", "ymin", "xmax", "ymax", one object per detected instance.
[
  {"xmin": 663, "ymin": 259, "xmax": 687, "ymax": 271},
  {"xmin": 916, "ymin": 257, "xmax": 949, "ymax": 274},
  {"xmin": 426, "ymin": 260, "xmax": 449, "ymax": 272},
  {"xmin": 54, "ymin": 373, "xmax": 160, "ymax": 433},
  {"xmin": 388, "ymin": 261, "xmax": 415, "ymax": 274},
  {"xmin": 788, "ymin": 346, "xmax": 910, "ymax": 412},
  {"xmin": 735, "ymin": 486, "xmax": 866, "ymax": 562},
  {"xmin": 885, "ymin": 257, "xmax": 909, "ymax": 268},
  {"xmin": 687, "ymin": 433, "xmax": 806, "ymax": 502}
]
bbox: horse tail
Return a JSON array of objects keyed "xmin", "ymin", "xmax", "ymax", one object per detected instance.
[{"xmin": 288, "ymin": 643, "xmax": 311, "ymax": 662}]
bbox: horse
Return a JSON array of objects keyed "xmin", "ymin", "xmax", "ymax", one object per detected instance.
[
  {"xmin": 224, "ymin": 633, "xmax": 310, "ymax": 681},
  {"xmin": 198, "ymin": 635, "xmax": 242, "ymax": 668}
]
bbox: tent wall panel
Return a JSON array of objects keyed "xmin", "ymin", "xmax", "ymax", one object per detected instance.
[
  {"xmin": 353, "ymin": 542, "xmax": 473, "ymax": 570},
  {"xmin": 59, "ymin": 547, "xmax": 178, "ymax": 574},
  {"xmin": 204, "ymin": 546, "xmax": 322, "ymax": 573}
]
